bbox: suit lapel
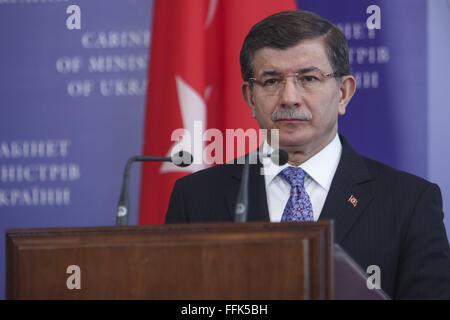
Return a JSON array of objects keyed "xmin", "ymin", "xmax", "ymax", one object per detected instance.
[
  {"xmin": 225, "ymin": 160, "xmax": 270, "ymax": 222},
  {"xmin": 319, "ymin": 136, "xmax": 373, "ymax": 244}
]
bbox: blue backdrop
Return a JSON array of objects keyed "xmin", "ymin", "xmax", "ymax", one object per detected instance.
[{"xmin": 0, "ymin": 0, "xmax": 449, "ymax": 299}]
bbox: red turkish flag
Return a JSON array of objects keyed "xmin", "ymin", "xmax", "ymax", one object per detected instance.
[{"xmin": 139, "ymin": 0, "xmax": 296, "ymax": 225}]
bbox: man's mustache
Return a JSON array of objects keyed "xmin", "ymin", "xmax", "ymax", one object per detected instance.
[{"xmin": 271, "ymin": 109, "xmax": 312, "ymax": 121}]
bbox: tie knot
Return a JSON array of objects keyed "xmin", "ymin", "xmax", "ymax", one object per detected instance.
[{"xmin": 280, "ymin": 166, "xmax": 306, "ymax": 187}]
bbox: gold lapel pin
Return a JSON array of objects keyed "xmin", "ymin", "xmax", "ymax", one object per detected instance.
[{"xmin": 348, "ymin": 195, "xmax": 358, "ymax": 207}]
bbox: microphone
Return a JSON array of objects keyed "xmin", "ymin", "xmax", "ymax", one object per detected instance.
[
  {"xmin": 234, "ymin": 149, "xmax": 288, "ymax": 222},
  {"xmin": 116, "ymin": 151, "xmax": 193, "ymax": 226}
]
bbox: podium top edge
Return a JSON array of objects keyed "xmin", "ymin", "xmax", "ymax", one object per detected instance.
[{"xmin": 6, "ymin": 220, "xmax": 334, "ymax": 237}]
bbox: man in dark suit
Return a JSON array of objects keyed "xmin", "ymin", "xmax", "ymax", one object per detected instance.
[{"xmin": 165, "ymin": 10, "xmax": 450, "ymax": 299}]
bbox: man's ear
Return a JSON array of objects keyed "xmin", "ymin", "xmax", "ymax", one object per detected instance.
[
  {"xmin": 337, "ymin": 75, "xmax": 356, "ymax": 115},
  {"xmin": 241, "ymin": 82, "xmax": 256, "ymax": 118}
]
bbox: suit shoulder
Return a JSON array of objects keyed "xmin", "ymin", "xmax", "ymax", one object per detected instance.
[
  {"xmin": 362, "ymin": 156, "xmax": 438, "ymax": 194},
  {"xmin": 176, "ymin": 163, "xmax": 239, "ymax": 186}
]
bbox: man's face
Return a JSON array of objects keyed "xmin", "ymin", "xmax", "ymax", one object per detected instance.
[{"xmin": 242, "ymin": 38, "xmax": 350, "ymax": 157}]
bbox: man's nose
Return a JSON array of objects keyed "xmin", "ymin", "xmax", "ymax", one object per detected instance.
[{"xmin": 280, "ymin": 78, "xmax": 302, "ymax": 109}]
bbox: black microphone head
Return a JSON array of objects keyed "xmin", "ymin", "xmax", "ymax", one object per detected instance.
[
  {"xmin": 271, "ymin": 149, "xmax": 289, "ymax": 166},
  {"xmin": 171, "ymin": 151, "xmax": 193, "ymax": 167}
]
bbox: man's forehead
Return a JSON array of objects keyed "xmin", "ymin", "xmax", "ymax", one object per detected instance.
[{"xmin": 252, "ymin": 38, "xmax": 331, "ymax": 74}]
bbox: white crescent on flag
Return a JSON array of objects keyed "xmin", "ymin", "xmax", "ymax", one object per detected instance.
[{"xmin": 160, "ymin": 75, "xmax": 208, "ymax": 173}]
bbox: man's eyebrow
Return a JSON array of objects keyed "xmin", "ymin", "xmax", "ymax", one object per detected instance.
[
  {"xmin": 261, "ymin": 70, "xmax": 283, "ymax": 77},
  {"xmin": 260, "ymin": 66, "xmax": 322, "ymax": 77},
  {"xmin": 297, "ymin": 66, "xmax": 321, "ymax": 73}
]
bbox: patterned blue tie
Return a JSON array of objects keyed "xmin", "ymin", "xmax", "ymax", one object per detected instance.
[{"xmin": 279, "ymin": 166, "xmax": 314, "ymax": 222}]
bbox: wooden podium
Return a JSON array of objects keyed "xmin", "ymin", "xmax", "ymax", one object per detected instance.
[{"xmin": 6, "ymin": 221, "xmax": 388, "ymax": 299}]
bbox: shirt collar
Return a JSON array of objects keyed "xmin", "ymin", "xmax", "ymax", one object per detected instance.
[{"xmin": 262, "ymin": 134, "xmax": 342, "ymax": 191}]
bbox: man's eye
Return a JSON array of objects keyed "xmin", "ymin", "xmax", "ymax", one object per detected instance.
[
  {"xmin": 301, "ymin": 75, "xmax": 318, "ymax": 82},
  {"xmin": 263, "ymin": 78, "xmax": 280, "ymax": 86}
]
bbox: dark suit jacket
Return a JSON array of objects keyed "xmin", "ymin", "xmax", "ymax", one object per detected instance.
[{"xmin": 165, "ymin": 135, "xmax": 450, "ymax": 299}]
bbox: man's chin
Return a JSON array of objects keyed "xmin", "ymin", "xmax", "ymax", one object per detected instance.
[
  {"xmin": 266, "ymin": 129, "xmax": 316, "ymax": 151},
  {"xmin": 279, "ymin": 135, "xmax": 311, "ymax": 149},
  {"xmin": 277, "ymin": 139, "xmax": 310, "ymax": 152}
]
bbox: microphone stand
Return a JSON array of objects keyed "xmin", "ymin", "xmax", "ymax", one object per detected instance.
[
  {"xmin": 116, "ymin": 152, "xmax": 192, "ymax": 226},
  {"xmin": 234, "ymin": 159, "xmax": 250, "ymax": 222}
]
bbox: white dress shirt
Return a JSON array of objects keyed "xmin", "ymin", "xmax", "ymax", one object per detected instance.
[{"xmin": 261, "ymin": 134, "xmax": 342, "ymax": 222}]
